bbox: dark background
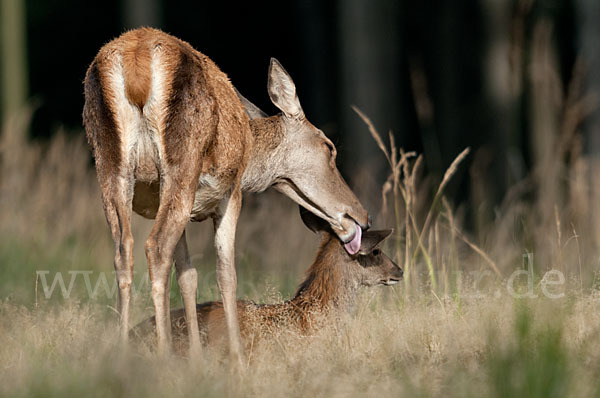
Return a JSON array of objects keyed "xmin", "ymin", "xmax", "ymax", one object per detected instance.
[{"xmin": 2, "ymin": 0, "xmax": 599, "ymax": 220}]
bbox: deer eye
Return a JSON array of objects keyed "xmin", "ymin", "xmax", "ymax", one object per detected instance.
[{"xmin": 372, "ymin": 248, "xmax": 381, "ymax": 256}]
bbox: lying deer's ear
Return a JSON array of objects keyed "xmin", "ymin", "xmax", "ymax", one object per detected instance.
[
  {"xmin": 267, "ymin": 58, "xmax": 304, "ymax": 119},
  {"xmin": 359, "ymin": 229, "xmax": 393, "ymax": 255},
  {"xmin": 234, "ymin": 87, "xmax": 268, "ymax": 120},
  {"xmin": 299, "ymin": 206, "xmax": 330, "ymax": 233}
]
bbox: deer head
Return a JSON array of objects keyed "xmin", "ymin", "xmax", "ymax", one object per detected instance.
[
  {"xmin": 239, "ymin": 58, "xmax": 370, "ymax": 255},
  {"xmin": 299, "ymin": 207, "xmax": 403, "ymax": 288}
]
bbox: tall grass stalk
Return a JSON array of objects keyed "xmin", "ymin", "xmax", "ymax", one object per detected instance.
[{"xmin": 353, "ymin": 107, "xmax": 481, "ymax": 295}]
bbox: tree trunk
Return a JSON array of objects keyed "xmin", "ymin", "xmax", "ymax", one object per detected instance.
[
  {"xmin": 337, "ymin": 0, "xmax": 402, "ymax": 187},
  {"xmin": 475, "ymin": 0, "xmax": 516, "ymax": 232},
  {"xmin": 0, "ymin": 0, "xmax": 28, "ymax": 123},
  {"xmin": 575, "ymin": 0, "xmax": 600, "ymax": 245},
  {"xmin": 122, "ymin": 0, "xmax": 162, "ymax": 29}
]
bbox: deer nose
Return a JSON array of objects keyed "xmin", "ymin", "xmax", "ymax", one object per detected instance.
[
  {"xmin": 346, "ymin": 211, "xmax": 370, "ymax": 229},
  {"xmin": 357, "ymin": 214, "xmax": 370, "ymax": 231},
  {"xmin": 343, "ymin": 213, "xmax": 369, "ymax": 231},
  {"xmin": 392, "ymin": 263, "xmax": 403, "ymax": 279},
  {"xmin": 397, "ymin": 267, "xmax": 404, "ymax": 279}
]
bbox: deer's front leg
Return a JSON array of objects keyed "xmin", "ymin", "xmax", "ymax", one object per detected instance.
[
  {"xmin": 213, "ymin": 188, "xmax": 243, "ymax": 366},
  {"xmin": 174, "ymin": 230, "xmax": 201, "ymax": 354}
]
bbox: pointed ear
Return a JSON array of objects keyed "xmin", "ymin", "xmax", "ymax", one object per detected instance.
[
  {"xmin": 299, "ymin": 206, "xmax": 330, "ymax": 234},
  {"xmin": 234, "ymin": 87, "xmax": 268, "ymax": 120},
  {"xmin": 267, "ymin": 58, "xmax": 304, "ymax": 119},
  {"xmin": 358, "ymin": 230, "xmax": 393, "ymax": 255}
]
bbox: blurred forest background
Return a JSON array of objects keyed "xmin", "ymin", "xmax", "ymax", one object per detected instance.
[
  {"xmin": 2, "ymin": 0, "xmax": 599, "ymax": 226},
  {"xmin": 4, "ymin": 3, "xmax": 600, "ymax": 395},
  {"xmin": 2, "ymin": 0, "xmax": 600, "ymax": 279}
]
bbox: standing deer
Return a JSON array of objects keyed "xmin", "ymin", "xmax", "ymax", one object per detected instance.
[
  {"xmin": 131, "ymin": 207, "xmax": 402, "ymax": 353},
  {"xmin": 82, "ymin": 28, "xmax": 369, "ymax": 361}
]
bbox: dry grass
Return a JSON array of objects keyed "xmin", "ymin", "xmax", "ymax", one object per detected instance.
[{"xmin": 2, "ymin": 291, "xmax": 600, "ymax": 397}]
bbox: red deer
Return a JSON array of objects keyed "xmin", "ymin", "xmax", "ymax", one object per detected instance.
[
  {"xmin": 132, "ymin": 207, "xmax": 401, "ymax": 353},
  {"xmin": 82, "ymin": 28, "xmax": 369, "ymax": 361}
]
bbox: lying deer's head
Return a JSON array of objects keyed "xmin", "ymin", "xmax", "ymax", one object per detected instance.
[
  {"xmin": 300, "ymin": 207, "xmax": 403, "ymax": 287},
  {"xmin": 238, "ymin": 58, "xmax": 369, "ymax": 255}
]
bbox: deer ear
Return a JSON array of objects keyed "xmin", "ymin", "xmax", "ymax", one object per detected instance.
[
  {"xmin": 267, "ymin": 58, "xmax": 304, "ymax": 119},
  {"xmin": 234, "ymin": 87, "xmax": 268, "ymax": 120},
  {"xmin": 358, "ymin": 229, "xmax": 393, "ymax": 255},
  {"xmin": 299, "ymin": 206, "xmax": 330, "ymax": 233}
]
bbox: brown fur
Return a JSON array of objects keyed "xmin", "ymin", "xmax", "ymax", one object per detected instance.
[
  {"xmin": 249, "ymin": 116, "xmax": 284, "ymax": 152},
  {"xmin": 83, "ymin": 62, "xmax": 121, "ymax": 184},
  {"xmin": 131, "ymin": 229, "xmax": 402, "ymax": 354},
  {"xmin": 122, "ymin": 30, "xmax": 152, "ymax": 111}
]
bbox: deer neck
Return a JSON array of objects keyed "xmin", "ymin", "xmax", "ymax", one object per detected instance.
[
  {"xmin": 289, "ymin": 238, "xmax": 361, "ymax": 314},
  {"xmin": 241, "ymin": 116, "xmax": 285, "ymax": 193}
]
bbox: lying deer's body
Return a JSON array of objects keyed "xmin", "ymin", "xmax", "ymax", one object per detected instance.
[
  {"xmin": 83, "ymin": 28, "xmax": 369, "ymax": 359},
  {"xmin": 132, "ymin": 211, "xmax": 402, "ymax": 353}
]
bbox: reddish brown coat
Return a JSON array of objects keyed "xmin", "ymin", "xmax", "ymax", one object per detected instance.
[{"xmin": 132, "ymin": 228, "xmax": 402, "ymax": 353}]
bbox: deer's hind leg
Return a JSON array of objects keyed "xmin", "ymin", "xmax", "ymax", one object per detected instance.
[
  {"xmin": 145, "ymin": 167, "xmax": 199, "ymax": 356},
  {"xmin": 84, "ymin": 61, "xmax": 136, "ymax": 343},
  {"xmin": 100, "ymin": 176, "xmax": 135, "ymax": 343}
]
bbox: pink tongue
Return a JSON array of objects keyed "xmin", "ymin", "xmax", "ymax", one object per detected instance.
[{"xmin": 344, "ymin": 223, "xmax": 362, "ymax": 255}]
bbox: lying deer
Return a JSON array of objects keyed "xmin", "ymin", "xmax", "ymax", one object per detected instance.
[
  {"xmin": 83, "ymin": 28, "xmax": 369, "ymax": 360},
  {"xmin": 132, "ymin": 208, "xmax": 402, "ymax": 353}
]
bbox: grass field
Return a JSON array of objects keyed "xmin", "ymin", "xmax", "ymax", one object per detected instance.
[
  {"xmin": 3, "ymin": 287, "xmax": 600, "ymax": 397},
  {"xmin": 2, "ymin": 104, "xmax": 600, "ymax": 397}
]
